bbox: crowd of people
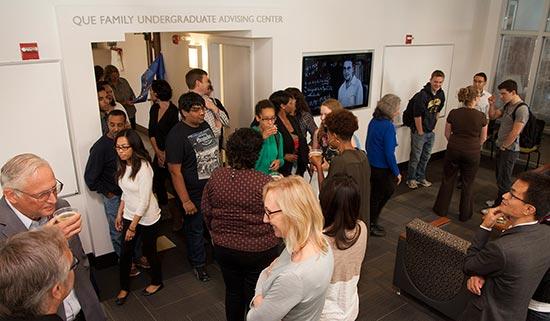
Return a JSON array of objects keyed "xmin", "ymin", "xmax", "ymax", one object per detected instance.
[{"xmin": 0, "ymin": 65, "xmax": 548, "ymax": 321}]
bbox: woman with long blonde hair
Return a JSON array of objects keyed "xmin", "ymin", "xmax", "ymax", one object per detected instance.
[{"xmin": 247, "ymin": 176, "xmax": 333, "ymax": 321}]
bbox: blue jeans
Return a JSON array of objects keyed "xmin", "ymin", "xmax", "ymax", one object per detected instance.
[
  {"xmin": 527, "ymin": 309, "xmax": 550, "ymax": 321},
  {"xmin": 495, "ymin": 149, "xmax": 519, "ymax": 206},
  {"xmin": 407, "ymin": 131, "xmax": 435, "ymax": 181},
  {"xmin": 176, "ymin": 198, "xmax": 206, "ymax": 268},
  {"xmin": 101, "ymin": 194, "xmax": 122, "ymax": 257}
]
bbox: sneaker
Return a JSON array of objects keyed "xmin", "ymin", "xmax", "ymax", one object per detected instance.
[
  {"xmin": 137, "ymin": 256, "xmax": 151, "ymax": 269},
  {"xmin": 418, "ymin": 179, "xmax": 432, "ymax": 187},
  {"xmin": 485, "ymin": 200, "xmax": 495, "ymax": 207},
  {"xmin": 406, "ymin": 180, "xmax": 418, "ymax": 189},
  {"xmin": 130, "ymin": 264, "xmax": 141, "ymax": 277},
  {"xmin": 194, "ymin": 267, "xmax": 210, "ymax": 282}
]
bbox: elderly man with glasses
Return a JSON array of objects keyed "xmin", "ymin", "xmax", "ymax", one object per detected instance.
[
  {"xmin": 0, "ymin": 226, "xmax": 78, "ymax": 321},
  {"xmin": 0, "ymin": 153, "xmax": 105, "ymax": 321},
  {"xmin": 461, "ymin": 171, "xmax": 550, "ymax": 321}
]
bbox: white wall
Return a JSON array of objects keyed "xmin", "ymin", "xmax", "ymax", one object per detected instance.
[
  {"xmin": 160, "ymin": 32, "xmax": 191, "ymax": 101},
  {"xmin": 0, "ymin": 0, "xmax": 504, "ymax": 256}
]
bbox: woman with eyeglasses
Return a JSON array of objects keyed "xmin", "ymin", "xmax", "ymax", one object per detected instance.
[
  {"xmin": 202, "ymin": 128, "xmax": 280, "ymax": 321},
  {"xmin": 433, "ymin": 86, "xmax": 488, "ymax": 221},
  {"xmin": 247, "ymin": 176, "xmax": 333, "ymax": 321},
  {"xmin": 252, "ymin": 100, "xmax": 285, "ymax": 175},
  {"xmin": 113, "ymin": 129, "xmax": 163, "ymax": 305}
]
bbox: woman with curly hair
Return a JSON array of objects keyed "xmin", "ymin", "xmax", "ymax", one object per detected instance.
[
  {"xmin": 310, "ymin": 109, "xmax": 370, "ymax": 222},
  {"xmin": 202, "ymin": 128, "xmax": 280, "ymax": 321},
  {"xmin": 433, "ymin": 86, "xmax": 487, "ymax": 221}
]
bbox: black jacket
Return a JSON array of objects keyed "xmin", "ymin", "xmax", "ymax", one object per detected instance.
[
  {"xmin": 84, "ymin": 135, "xmax": 122, "ymax": 196},
  {"xmin": 461, "ymin": 224, "xmax": 550, "ymax": 321},
  {"xmin": 410, "ymin": 82, "xmax": 445, "ymax": 133}
]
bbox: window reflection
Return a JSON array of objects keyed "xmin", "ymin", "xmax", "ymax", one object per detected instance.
[
  {"xmin": 531, "ymin": 37, "xmax": 550, "ymax": 122},
  {"xmin": 502, "ymin": 0, "xmax": 546, "ymax": 31},
  {"xmin": 494, "ymin": 36, "xmax": 536, "ymax": 99}
]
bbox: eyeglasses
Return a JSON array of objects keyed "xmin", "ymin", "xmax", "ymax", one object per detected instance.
[
  {"xmin": 261, "ymin": 117, "xmax": 277, "ymax": 122},
  {"xmin": 70, "ymin": 256, "xmax": 79, "ymax": 271},
  {"xmin": 509, "ymin": 190, "xmax": 529, "ymax": 204},
  {"xmin": 115, "ymin": 145, "xmax": 131, "ymax": 151},
  {"xmin": 264, "ymin": 207, "xmax": 282, "ymax": 219},
  {"xmin": 15, "ymin": 179, "xmax": 63, "ymax": 202}
]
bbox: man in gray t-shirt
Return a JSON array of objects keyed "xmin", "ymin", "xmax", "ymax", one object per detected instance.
[{"xmin": 488, "ymin": 79, "xmax": 529, "ymax": 206}]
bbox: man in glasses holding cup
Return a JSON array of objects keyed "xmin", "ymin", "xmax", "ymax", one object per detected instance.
[
  {"xmin": 461, "ymin": 171, "xmax": 550, "ymax": 321},
  {"xmin": 0, "ymin": 153, "xmax": 105, "ymax": 321}
]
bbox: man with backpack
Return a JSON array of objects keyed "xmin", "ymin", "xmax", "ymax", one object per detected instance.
[
  {"xmin": 487, "ymin": 79, "xmax": 530, "ymax": 207},
  {"xmin": 402, "ymin": 70, "xmax": 446, "ymax": 189}
]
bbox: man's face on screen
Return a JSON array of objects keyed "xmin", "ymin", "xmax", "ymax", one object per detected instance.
[{"xmin": 343, "ymin": 61, "xmax": 353, "ymax": 81}]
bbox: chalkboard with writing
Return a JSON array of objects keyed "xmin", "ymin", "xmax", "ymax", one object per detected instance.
[{"xmin": 302, "ymin": 52, "xmax": 372, "ymax": 115}]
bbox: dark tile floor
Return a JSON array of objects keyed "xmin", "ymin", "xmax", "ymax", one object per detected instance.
[{"xmin": 92, "ymin": 149, "xmax": 543, "ymax": 321}]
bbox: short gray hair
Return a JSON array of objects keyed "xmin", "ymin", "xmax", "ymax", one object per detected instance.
[
  {"xmin": 374, "ymin": 94, "xmax": 401, "ymax": 119},
  {"xmin": 0, "ymin": 153, "xmax": 50, "ymax": 190},
  {"xmin": 0, "ymin": 226, "xmax": 70, "ymax": 317}
]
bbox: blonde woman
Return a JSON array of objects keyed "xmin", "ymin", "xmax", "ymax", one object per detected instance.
[{"xmin": 247, "ymin": 176, "xmax": 334, "ymax": 321}]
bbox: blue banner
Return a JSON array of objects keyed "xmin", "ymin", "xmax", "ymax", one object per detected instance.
[{"xmin": 133, "ymin": 53, "xmax": 166, "ymax": 103}]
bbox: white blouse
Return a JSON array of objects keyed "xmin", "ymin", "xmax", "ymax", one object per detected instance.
[{"xmin": 118, "ymin": 160, "xmax": 161, "ymax": 226}]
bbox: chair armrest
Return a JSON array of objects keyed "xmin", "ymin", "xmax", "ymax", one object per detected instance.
[{"xmin": 399, "ymin": 217, "xmax": 450, "ymax": 240}]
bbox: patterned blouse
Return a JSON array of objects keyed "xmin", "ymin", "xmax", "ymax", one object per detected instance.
[
  {"xmin": 297, "ymin": 111, "xmax": 318, "ymax": 144},
  {"xmin": 201, "ymin": 167, "xmax": 280, "ymax": 252}
]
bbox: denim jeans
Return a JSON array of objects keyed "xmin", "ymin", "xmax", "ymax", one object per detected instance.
[
  {"xmin": 407, "ymin": 131, "xmax": 435, "ymax": 181},
  {"xmin": 101, "ymin": 194, "xmax": 122, "ymax": 257},
  {"xmin": 175, "ymin": 198, "xmax": 206, "ymax": 268},
  {"xmin": 527, "ymin": 309, "xmax": 550, "ymax": 321},
  {"xmin": 495, "ymin": 149, "xmax": 519, "ymax": 206}
]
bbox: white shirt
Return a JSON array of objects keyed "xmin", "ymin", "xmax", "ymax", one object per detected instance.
[
  {"xmin": 6, "ymin": 199, "xmax": 82, "ymax": 321},
  {"xmin": 119, "ymin": 161, "xmax": 161, "ymax": 225},
  {"xmin": 479, "ymin": 220, "xmax": 538, "ymax": 231},
  {"xmin": 476, "ymin": 90, "xmax": 491, "ymax": 119},
  {"xmin": 337, "ymin": 76, "xmax": 363, "ymax": 107},
  {"xmin": 203, "ymin": 96, "xmax": 230, "ymax": 138}
]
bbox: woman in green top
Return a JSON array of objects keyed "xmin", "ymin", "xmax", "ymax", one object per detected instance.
[{"xmin": 253, "ymin": 100, "xmax": 285, "ymax": 175}]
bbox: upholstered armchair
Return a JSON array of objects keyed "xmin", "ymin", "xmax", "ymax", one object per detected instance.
[{"xmin": 393, "ymin": 218, "xmax": 474, "ymax": 320}]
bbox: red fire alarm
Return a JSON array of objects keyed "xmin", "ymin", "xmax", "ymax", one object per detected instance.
[
  {"xmin": 20, "ymin": 43, "xmax": 39, "ymax": 60},
  {"xmin": 405, "ymin": 34, "xmax": 414, "ymax": 45},
  {"xmin": 172, "ymin": 35, "xmax": 180, "ymax": 45}
]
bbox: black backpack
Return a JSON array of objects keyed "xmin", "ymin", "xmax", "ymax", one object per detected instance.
[
  {"xmin": 402, "ymin": 94, "xmax": 417, "ymax": 128},
  {"xmin": 512, "ymin": 103, "xmax": 539, "ymax": 149}
]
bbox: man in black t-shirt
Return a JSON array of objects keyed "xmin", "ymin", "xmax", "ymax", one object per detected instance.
[{"xmin": 166, "ymin": 92, "xmax": 220, "ymax": 282}]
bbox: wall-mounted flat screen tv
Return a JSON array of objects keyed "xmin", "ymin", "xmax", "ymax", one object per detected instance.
[{"xmin": 302, "ymin": 51, "xmax": 373, "ymax": 116}]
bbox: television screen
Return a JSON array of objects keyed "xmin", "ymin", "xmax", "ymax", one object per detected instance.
[{"xmin": 302, "ymin": 52, "xmax": 373, "ymax": 115}]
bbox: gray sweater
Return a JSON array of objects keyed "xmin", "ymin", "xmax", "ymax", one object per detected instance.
[{"xmin": 247, "ymin": 246, "xmax": 334, "ymax": 321}]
